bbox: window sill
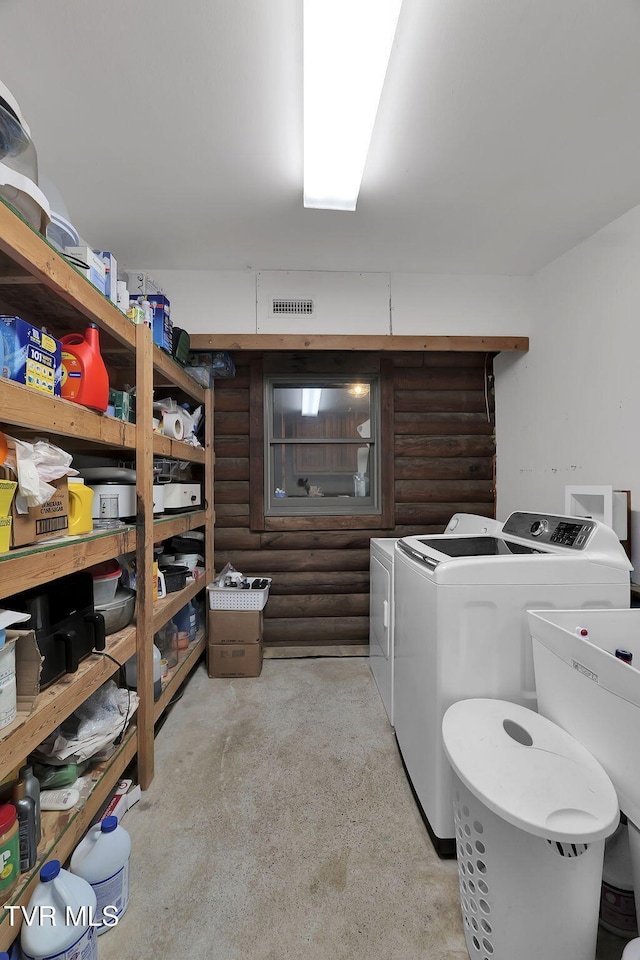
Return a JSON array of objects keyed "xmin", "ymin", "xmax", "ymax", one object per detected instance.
[{"xmin": 263, "ymin": 514, "xmax": 390, "ymax": 531}]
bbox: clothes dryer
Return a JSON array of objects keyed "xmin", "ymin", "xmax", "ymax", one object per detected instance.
[
  {"xmin": 393, "ymin": 511, "xmax": 632, "ymax": 857},
  {"xmin": 369, "ymin": 538, "xmax": 396, "ymax": 724}
]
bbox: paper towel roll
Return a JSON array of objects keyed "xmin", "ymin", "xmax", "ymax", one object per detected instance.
[{"xmin": 163, "ymin": 412, "xmax": 184, "ymax": 440}]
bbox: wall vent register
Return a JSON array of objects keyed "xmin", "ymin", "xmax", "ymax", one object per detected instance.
[{"xmin": 271, "ymin": 298, "xmax": 314, "ymax": 316}]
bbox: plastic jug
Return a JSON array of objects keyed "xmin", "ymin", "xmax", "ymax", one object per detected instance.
[
  {"xmin": 20, "ymin": 859, "xmax": 98, "ymax": 960},
  {"xmin": 70, "ymin": 815, "xmax": 131, "ymax": 934},
  {"xmin": 174, "ymin": 601, "xmax": 197, "ymax": 644},
  {"xmin": 60, "ymin": 323, "xmax": 109, "ymax": 412},
  {"xmin": 124, "ymin": 644, "xmax": 162, "ymax": 700},
  {"xmin": 67, "ymin": 479, "xmax": 94, "ymax": 535}
]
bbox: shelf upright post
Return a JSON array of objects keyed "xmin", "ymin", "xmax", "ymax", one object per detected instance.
[
  {"xmin": 204, "ymin": 384, "xmax": 215, "ymax": 586},
  {"xmin": 135, "ymin": 322, "xmax": 155, "ymax": 789}
]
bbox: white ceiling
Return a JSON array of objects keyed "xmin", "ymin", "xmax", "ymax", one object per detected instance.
[{"xmin": 2, "ymin": 0, "xmax": 640, "ymax": 276}]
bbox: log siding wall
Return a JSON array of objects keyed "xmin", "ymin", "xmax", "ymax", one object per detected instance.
[{"xmin": 213, "ymin": 351, "xmax": 496, "ymax": 648}]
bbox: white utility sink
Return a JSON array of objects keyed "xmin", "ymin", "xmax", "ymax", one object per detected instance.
[{"xmin": 528, "ymin": 608, "xmax": 640, "ymax": 901}]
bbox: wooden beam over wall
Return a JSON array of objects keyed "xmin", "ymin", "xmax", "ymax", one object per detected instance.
[{"xmin": 191, "ymin": 334, "xmax": 528, "ymax": 353}]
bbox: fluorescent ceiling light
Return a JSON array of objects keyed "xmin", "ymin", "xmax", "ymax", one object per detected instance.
[
  {"xmin": 303, "ymin": 0, "xmax": 403, "ymax": 211},
  {"xmin": 301, "ymin": 388, "xmax": 322, "ymax": 416}
]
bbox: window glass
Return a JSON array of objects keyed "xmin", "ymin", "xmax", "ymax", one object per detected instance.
[{"xmin": 265, "ymin": 378, "xmax": 379, "ymax": 516}]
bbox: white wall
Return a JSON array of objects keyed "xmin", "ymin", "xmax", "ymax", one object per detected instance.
[
  {"xmin": 391, "ymin": 274, "xmax": 531, "ymax": 335},
  {"xmin": 494, "ymin": 202, "xmax": 640, "ymax": 575},
  {"xmin": 141, "ymin": 268, "xmax": 532, "ymax": 337},
  {"xmin": 147, "ymin": 269, "xmax": 256, "ymax": 334}
]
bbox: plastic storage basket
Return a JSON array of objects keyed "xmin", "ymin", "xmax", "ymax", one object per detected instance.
[
  {"xmin": 207, "ymin": 578, "xmax": 271, "ymax": 610},
  {"xmin": 442, "ymin": 698, "xmax": 619, "ymax": 960}
]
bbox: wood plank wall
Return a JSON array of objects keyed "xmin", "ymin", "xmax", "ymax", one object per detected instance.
[{"xmin": 213, "ymin": 351, "xmax": 496, "ymax": 649}]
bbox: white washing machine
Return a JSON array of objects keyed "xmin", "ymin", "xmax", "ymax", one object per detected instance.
[
  {"xmin": 393, "ymin": 511, "xmax": 632, "ymax": 857},
  {"xmin": 369, "ymin": 515, "xmax": 499, "ymax": 726}
]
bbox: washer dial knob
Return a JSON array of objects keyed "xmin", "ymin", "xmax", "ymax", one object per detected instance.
[{"xmin": 530, "ymin": 519, "xmax": 548, "ymax": 537}]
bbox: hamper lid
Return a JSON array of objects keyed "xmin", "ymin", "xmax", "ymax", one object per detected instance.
[{"xmin": 442, "ymin": 698, "xmax": 619, "ymax": 843}]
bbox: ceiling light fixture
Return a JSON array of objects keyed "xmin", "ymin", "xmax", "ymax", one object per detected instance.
[
  {"xmin": 301, "ymin": 388, "xmax": 322, "ymax": 416},
  {"xmin": 303, "ymin": 0, "xmax": 403, "ymax": 211}
]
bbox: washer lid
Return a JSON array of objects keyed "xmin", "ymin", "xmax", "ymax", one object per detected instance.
[{"xmin": 442, "ymin": 698, "xmax": 619, "ymax": 843}]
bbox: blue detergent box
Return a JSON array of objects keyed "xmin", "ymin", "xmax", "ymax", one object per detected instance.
[
  {"xmin": 147, "ymin": 294, "xmax": 172, "ymax": 352},
  {"xmin": 0, "ymin": 316, "xmax": 62, "ymax": 397}
]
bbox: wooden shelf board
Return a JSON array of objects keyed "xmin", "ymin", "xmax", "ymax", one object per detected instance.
[
  {"xmin": 0, "ymin": 627, "xmax": 137, "ymax": 784},
  {"xmin": 152, "ymin": 577, "xmax": 205, "ymax": 633},
  {"xmin": 154, "ymin": 633, "xmax": 206, "ymax": 722},
  {"xmin": 152, "ymin": 434, "xmax": 206, "ymax": 463},
  {"xmin": 152, "ymin": 346, "xmax": 205, "ymax": 403},
  {"xmin": 0, "ymin": 379, "xmax": 136, "ymax": 448},
  {"xmin": 0, "ymin": 200, "xmax": 135, "ymax": 351},
  {"xmin": 0, "ymin": 726, "xmax": 137, "ymax": 950},
  {"xmin": 190, "ymin": 333, "xmax": 530, "ymax": 353},
  {"xmin": 0, "ymin": 526, "xmax": 137, "ymax": 601},
  {"xmin": 152, "ymin": 510, "xmax": 206, "ymax": 541}
]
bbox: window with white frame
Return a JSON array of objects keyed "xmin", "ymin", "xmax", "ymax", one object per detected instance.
[{"xmin": 264, "ymin": 376, "xmax": 380, "ymax": 516}]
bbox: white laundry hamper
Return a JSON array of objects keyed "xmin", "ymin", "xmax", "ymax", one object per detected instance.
[{"xmin": 442, "ymin": 699, "xmax": 620, "ymax": 960}]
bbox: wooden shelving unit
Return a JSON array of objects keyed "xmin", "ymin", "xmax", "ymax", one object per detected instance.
[{"xmin": 0, "ymin": 198, "xmax": 214, "ymax": 948}]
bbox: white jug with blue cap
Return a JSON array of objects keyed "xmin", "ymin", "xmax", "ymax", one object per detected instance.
[
  {"xmin": 20, "ymin": 859, "xmax": 98, "ymax": 960},
  {"xmin": 70, "ymin": 814, "xmax": 131, "ymax": 934}
]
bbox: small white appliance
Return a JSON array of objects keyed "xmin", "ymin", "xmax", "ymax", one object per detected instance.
[
  {"xmin": 87, "ymin": 482, "xmax": 136, "ymax": 520},
  {"xmin": 83, "ymin": 467, "xmax": 165, "ymax": 518},
  {"xmin": 0, "ymin": 80, "xmax": 50, "ymax": 231},
  {"xmin": 393, "ymin": 511, "xmax": 632, "ymax": 857},
  {"xmin": 162, "ymin": 483, "xmax": 201, "ymax": 511}
]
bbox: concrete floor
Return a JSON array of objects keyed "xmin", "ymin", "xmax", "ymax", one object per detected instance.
[{"xmin": 99, "ymin": 658, "xmax": 631, "ymax": 960}]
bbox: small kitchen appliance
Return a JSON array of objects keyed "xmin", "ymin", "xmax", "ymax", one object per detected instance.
[
  {"xmin": 5, "ymin": 572, "xmax": 106, "ymax": 688},
  {"xmin": 162, "ymin": 482, "xmax": 201, "ymax": 511}
]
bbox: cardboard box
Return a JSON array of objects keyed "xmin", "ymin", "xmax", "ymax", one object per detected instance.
[
  {"xmin": 65, "ymin": 246, "xmax": 107, "ymax": 295},
  {"xmin": 207, "ymin": 641, "xmax": 263, "ymax": 678},
  {"xmin": 125, "ymin": 271, "xmax": 164, "ymax": 298},
  {"xmin": 99, "ymin": 778, "xmax": 141, "ymax": 824},
  {"xmin": 108, "ymin": 388, "xmax": 134, "ymax": 422},
  {"xmin": 208, "ymin": 608, "xmax": 263, "ymax": 644},
  {"xmin": 0, "ymin": 630, "xmax": 44, "ymax": 736},
  {"xmin": 10, "ymin": 476, "xmax": 69, "ymax": 547},
  {"xmin": 0, "ymin": 316, "xmax": 62, "ymax": 397},
  {"xmin": 94, "ymin": 251, "xmax": 118, "ymax": 304}
]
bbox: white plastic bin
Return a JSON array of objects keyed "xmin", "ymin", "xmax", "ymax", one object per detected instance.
[
  {"xmin": 207, "ymin": 578, "xmax": 271, "ymax": 610},
  {"xmin": 442, "ymin": 699, "xmax": 619, "ymax": 960}
]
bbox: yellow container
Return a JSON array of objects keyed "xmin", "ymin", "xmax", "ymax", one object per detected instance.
[
  {"xmin": 0, "ymin": 480, "xmax": 17, "ymax": 518},
  {"xmin": 68, "ymin": 479, "xmax": 94, "ymax": 535},
  {"xmin": 0, "ymin": 517, "xmax": 11, "ymax": 553}
]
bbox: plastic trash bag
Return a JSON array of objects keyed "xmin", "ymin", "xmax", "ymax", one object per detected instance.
[
  {"xmin": 32, "ymin": 681, "xmax": 139, "ymax": 763},
  {"xmin": 3, "ymin": 434, "xmax": 77, "ymax": 507}
]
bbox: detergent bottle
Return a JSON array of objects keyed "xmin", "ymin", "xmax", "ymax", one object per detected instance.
[{"xmin": 60, "ymin": 323, "xmax": 109, "ymax": 412}]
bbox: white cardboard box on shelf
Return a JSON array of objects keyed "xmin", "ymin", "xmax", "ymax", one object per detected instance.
[{"xmin": 99, "ymin": 777, "xmax": 141, "ymax": 823}]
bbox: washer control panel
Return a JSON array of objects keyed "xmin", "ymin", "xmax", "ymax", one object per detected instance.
[{"xmin": 502, "ymin": 512, "xmax": 596, "ymax": 549}]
